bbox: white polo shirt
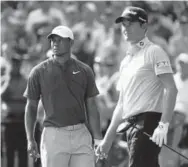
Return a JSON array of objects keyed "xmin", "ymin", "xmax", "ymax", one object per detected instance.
[{"xmin": 117, "ymin": 37, "xmax": 173, "ymax": 120}]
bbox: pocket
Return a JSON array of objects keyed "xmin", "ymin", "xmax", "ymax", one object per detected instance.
[
  {"xmin": 40, "ymin": 127, "xmax": 57, "ymax": 151},
  {"xmin": 84, "ymin": 125, "xmax": 93, "ymax": 147}
]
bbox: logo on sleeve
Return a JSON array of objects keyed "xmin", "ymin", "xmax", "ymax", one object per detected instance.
[{"xmin": 156, "ymin": 61, "xmax": 170, "ymax": 68}]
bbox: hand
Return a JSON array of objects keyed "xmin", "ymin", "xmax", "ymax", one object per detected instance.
[
  {"xmin": 94, "ymin": 139, "xmax": 102, "ymax": 147},
  {"xmin": 93, "ymin": 133, "xmax": 103, "ymax": 148},
  {"xmin": 27, "ymin": 140, "xmax": 40, "ymax": 162},
  {"xmin": 95, "ymin": 139, "xmax": 113, "ymax": 161},
  {"xmin": 150, "ymin": 122, "xmax": 169, "ymax": 147}
]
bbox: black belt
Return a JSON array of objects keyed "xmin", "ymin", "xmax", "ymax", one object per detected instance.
[
  {"xmin": 117, "ymin": 112, "xmax": 159, "ymax": 134},
  {"xmin": 127, "ymin": 112, "xmax": 145, "ymax": 124}
]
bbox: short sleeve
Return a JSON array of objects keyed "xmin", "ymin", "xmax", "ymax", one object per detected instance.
[
  {"xmin": 150, "ymin": 45, "xmax": 173, "ymax": 75},
  {"xmin": 23, "ymin": 67, "xmax": 41, "ymax": 100},
  {"xmin": 85, "ymin": 67, "xmax": 99, "ymax": 98}
]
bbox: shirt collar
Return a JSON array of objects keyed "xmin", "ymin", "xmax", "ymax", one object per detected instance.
[
  {"xmin": 51, "ymin": 56, "xmax": 73, "ymax": 71},
  {"xmin": 135, "ymin": 36, "xmax": 150, "ymax": 49}
]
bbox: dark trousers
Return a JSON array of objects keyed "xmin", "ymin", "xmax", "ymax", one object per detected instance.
[
  {"xmin": 4, "ymin": 122, "xmax": 28, "ymax": 167},
  {"xmin": 126, "ymin": 112, "xmax": 162, "ymax": 167}
]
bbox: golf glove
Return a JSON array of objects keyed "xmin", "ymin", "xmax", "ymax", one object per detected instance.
[{"xmin": 150, "ymin": 121, "xmax": 169, "ymax": 147}]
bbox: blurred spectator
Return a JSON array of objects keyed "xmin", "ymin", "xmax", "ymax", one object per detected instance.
[
  {"xmin": 174, "ymin": 53, "xmax": 188, "ymax": 121},
  {"xmin": 25, "ymin": 1, "xmax": 67, "ymax": 48},
  {"xmin": 95, "ymin": 25, "xmax": 127, "ymax": 74},
  {"xmin": 0, "ymin": 56, "xmax": 11, "ymax": 96},
  {"xmin": 26, "ymin": 1, "xmax": 67, "ymax": 33},
  {"xmin": 1, "ymin": 8, "xmax": 33, "ymax": 79},
  {"xmin": 130, "ymin": 1, "xmax": 152, "ymax": 12},
  {"xmin": 174, "ymin": 54, "xmax": 188, "ymax": 167},
  {"xmin": 98, "ymin": 8, "xmax": 116, "ymax": 44},
  {"xmin": 172, "ymin": 1, "xmax": 188, "ymax": 21},
  {"xmin": 8, "ymin": 10, "xmax": 30, "ymax": 53},
  {"xmin": 92, "ymin": 7, "xmax": 119, "ymax": 81},
  {"xmin": 1, "ymin": 8, "xmax": 30, "ymax": 51},
  {"xmin": 147, "ymin": 13, "xmax": 173, "ymax": 51},
  {"xmin": 21, "ymin": 24, "xmax": 51, "ymax": 79},
  {"xmin": 110, "ymin": 1, "xmax": 128, "ymax": 18},
  {"xmin": 160, "ymin": 53, "xmax": 188, "ymax": 167},
  {"xmin": 168, "ymin": 11, "xmax": 188, "ymax": 59},
  {"xmin": 65, "ymin": 4, "xmax": 81, "ymax": 28},
  {"xmin": 1, "ymin": 8, "xmax": 30, "ymax": 57},
  {"xmin": 168, "ymin": 11, "xmax": 188, "ymax": 74},
  {"xmin": 72, "ymin": 2, "xmax": 102, "ymax": 70},
  {"xmin": 94, "ymin": 25, "xmax": 127, "ymax": 133},
  {"xmin": 1, "ymin": 56, "xmax": 28, "ymax": 167}
]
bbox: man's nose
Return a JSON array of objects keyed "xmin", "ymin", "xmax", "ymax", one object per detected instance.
[
  {"xmin": 53, "ymin": 40, "xmax": 58, "ymax": 44},
  {"xmin": 53, "ymin": 41, "xmax": 59, "ymax": 46},
  {"xmin": 124, "ymin": 25, "xmax": 130, "ymax": 31}
]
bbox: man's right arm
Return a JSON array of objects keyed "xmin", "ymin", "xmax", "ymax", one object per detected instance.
[
  {"xmin": 95, "ymin": 91, "xmax": 124, "ymax": 158},
  {"xmin": 25, "ymin": 98, "xmax": 39, "ymax": 141},
  {"xmin": 103, "ymin": 91, "xmax": 124, "ymax": 143}
]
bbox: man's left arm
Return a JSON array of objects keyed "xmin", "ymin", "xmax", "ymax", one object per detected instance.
[
  {"xmin": 151, "ymin": 73, "xmax": 177, "ymax": 147},
  {"xmin": 150, "ymin": 45, "xmax": 178, "ymax": 147},
  {"xmin": 85, "ymin": 66, "xmax": 103, "ymax": 141},
  {"xmin": 158, "ymin": 73, "xmax": 178, "ymax": 124},
  {"xmin": 87, "ymin": 97, "xmax": 103, "ymax": 140}
]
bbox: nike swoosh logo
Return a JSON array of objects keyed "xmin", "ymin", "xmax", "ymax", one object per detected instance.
[{"xmin": 72, "ymin": 71, "xmax": 80, "ymax": 74}]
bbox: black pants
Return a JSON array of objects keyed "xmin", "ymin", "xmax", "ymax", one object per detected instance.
[
  {"xmin": 4, "ymin": 122, "xmax": 28, "ymax": 167},
  {"xmin": 126, "ymin": 112, "xmax": 162, "ymax": 167}
]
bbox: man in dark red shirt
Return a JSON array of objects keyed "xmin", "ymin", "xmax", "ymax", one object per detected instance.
[{"xmin": 24, "ymin": 25, "xmax": 102, "ymax": 167}]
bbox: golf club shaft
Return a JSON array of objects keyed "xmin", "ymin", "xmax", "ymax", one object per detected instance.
[{"xmin": 132, "ymin": 124, "xmax": 188, "ymax": 161}]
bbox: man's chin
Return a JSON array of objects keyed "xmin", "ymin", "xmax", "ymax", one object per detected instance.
[
  {"xmin": 125, "ymin": 37, "xmax": 134, "ymax": 43},
  {"xmin": 123, "ymin": 34, "xmax": 128, "ymax": 41}
]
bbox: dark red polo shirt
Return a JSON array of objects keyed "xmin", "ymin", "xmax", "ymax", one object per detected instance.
[{"xmin": 24, "ymin": 57, "xmax": 99, "ymax": 127}]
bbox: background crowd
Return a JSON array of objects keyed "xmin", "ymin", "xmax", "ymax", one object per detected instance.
[{"xmin": 1, "ymin": 1, "xmax": 188, "ymax": 167}]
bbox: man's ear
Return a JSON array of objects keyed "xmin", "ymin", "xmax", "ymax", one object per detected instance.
[
  {"xmin": 141, "ymin": 22, "xmax": 148, "ymax": 31},
  {"xmin": 70, "ymin": 39, "xmax": 74, "ymax": 46}
]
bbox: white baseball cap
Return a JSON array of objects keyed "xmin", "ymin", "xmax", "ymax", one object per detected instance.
[{"xmin": 47, "ymin": 26, "xmax": 74, "ymax": 40}]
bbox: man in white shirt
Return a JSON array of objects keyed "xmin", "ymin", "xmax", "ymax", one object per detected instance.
[{"xmin": 96, "ymin": 6, "xmax": 177, "ymax": 167}]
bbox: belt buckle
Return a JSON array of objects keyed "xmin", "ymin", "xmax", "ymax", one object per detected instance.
[{"xmin": 128, "ymin": 116, "xmax": 137, "ymax": 124}]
